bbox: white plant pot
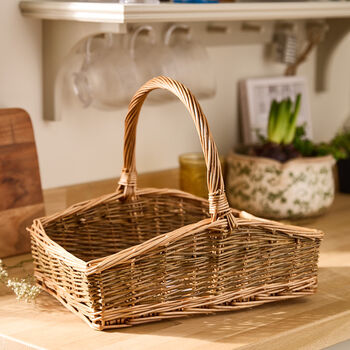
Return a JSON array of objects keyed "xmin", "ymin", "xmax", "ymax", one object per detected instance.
[{"xmin": 226, "ymin": 152, "xmax": 335, "ymax": 219}]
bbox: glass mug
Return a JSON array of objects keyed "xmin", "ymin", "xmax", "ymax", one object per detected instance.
[
  {"xmin": 162, "ymin": 24, "xmax": 217, "ymax": 99},
  {"xmin": 71, "ymin": 31, "xmax": 148, "ymax": 110},
  {"xmin": 129, "ymin": 25, "xmax": 159, "ymax": 90},
  {"xmin": 58, "ymin": 24, "xmax": 216, "ymax": 112},
  {"xmin": 54, "ymin": 37, "xmax": 104, "ymax": 118}
]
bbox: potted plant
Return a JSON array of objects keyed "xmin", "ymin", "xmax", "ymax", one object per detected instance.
[
  {"xmin": 316, "ymin": 130, "xmax": 350, "ymax": 194},
  {"xmin": 291, "ymin": 125, "xmax": 350, "ymax": 194},
  {"xmin": 226, "ymin": 95, "xmax": 335, "ymax": 219}
]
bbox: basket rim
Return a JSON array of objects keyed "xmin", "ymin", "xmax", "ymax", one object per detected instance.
[
  {"xmin": 40, "ymin": 187, "xmax": 208, "ymax": 225},
  {"xmin": 28, "ymin": 187, "xmax": 210, "ymax": 273},
  {"xmin": 28, "ymin": 187, "xmax": 324, "ymax": 276},
  {"xmin": 228, "ymin": 151, "xmax": 335, "ymax": 167}
]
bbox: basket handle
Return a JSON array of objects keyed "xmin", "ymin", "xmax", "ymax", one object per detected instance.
[{"xmin": 118, "ymin": 76, "xmax": 235, "ymax": 225}]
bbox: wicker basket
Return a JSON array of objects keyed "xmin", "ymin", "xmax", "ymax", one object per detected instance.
[{"xmin": 28, "ymin": 76, "xmax": 323, "ymax": 330}]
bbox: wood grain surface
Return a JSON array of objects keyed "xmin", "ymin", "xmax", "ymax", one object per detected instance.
[
  {"xmin": 0, "ymin": 171, "xmax": 349, "ymax": 350},
  {"xmin": 0, "ymin": 204, "xmax": 44, "ymax": 258},
  {"xmin": 0, "ymin": 109, "xmax": 44, "ymax": 257}
]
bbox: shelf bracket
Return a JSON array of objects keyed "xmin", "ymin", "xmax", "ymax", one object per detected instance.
[{"xmin": 316, "ymin": 18, "xmax": 350, "ymax": 92}]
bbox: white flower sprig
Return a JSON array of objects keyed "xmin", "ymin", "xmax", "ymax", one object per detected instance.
[
  {"xmin": 0, "ymin": 260, "xmax": 8, "ymax": 281},
  {"xmin": 0, "ymin": 259, "xmax": 40, "ymax": 302},
  {"xmin": 7, "ymin": 278, "xmax": 41, "ymax": 302}
]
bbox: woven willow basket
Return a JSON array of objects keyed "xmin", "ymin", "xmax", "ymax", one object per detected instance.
[{"xmin": 28, "ymin": 76, "xmax": 324, "ymax": 330}]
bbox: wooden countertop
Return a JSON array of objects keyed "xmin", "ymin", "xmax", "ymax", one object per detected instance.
[{"xmin": 1, "ymin": 169, "xmax": 350, "ymax": 350}]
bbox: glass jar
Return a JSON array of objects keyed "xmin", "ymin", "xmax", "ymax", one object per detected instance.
[{"xmin": 179, "ymin": 152, "xmax": 225, "ymax": 198}]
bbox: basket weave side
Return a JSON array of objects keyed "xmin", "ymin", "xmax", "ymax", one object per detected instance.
[
  {"xmin": 29, "ymin": 220, "xmax": 94, "ymax": 326},
  {"xmin": 84, "ymin": 208, "xmax": 322, "ymax": 329},
  {"xmin": 91, "ymin": 231, "xmax": 321, "ymax": 329}
]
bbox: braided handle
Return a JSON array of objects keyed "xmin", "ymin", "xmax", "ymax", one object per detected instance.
[{"xmin": 118, "ymin": 76, "xmax": 234, "ymax": 224}]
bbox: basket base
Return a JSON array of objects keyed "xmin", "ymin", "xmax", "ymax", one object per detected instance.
[{"xmin": 36, "ymin": 275, "xmax": 317, "ymax": 330}]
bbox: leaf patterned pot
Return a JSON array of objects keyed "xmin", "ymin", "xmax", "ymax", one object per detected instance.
[{"xmin": 226, "ymin": 152, "xmax": 335, "ymax": 219}]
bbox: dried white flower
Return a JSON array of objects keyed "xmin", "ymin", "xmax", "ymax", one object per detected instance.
[
  {"xmin": 0, "ymin": 259, "xmax": 40, "ymax": 302},
  {"xmin": 7, "ymin": 278, "xmax": 41, "ymax": 302},
  {"xmin": 0, "ymin": 259, "xmax": 8, "ymax": 281}
]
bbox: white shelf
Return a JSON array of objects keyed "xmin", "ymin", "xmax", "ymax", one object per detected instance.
[
  {"xmin": 19, "ymin": 1, "xmax": 350, "ymax": 121},
  {"xmin": 20, "ymin": 1, "xmax": 350, "ymax": 24}
]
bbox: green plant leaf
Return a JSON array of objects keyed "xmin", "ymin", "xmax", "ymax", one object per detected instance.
[
  {"xmin": 284, "ymin": 94, "xmax": 301, "ymax": 144},
  {"xmin": 267, "ymin": 99, "xmax": 278, "ymax": 141},
  {"xmin": 271, "ymin": 100, "xmax": 289, "ymax": 144}
]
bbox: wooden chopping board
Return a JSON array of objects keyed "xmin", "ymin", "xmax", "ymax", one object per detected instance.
[{"xmin": 0, "ymin": 108, "xmax": 44, "ymax": 258}]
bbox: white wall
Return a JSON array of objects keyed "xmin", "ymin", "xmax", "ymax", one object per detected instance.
[{"xmin": 1, "ymin": 0, "xmax": 349, "ymax": 189}]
